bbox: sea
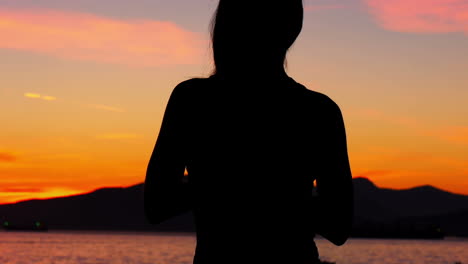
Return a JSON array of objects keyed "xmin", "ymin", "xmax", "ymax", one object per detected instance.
[{"xmin": 0, "ymin": 231, "xmax": 466, "ymax": 264}]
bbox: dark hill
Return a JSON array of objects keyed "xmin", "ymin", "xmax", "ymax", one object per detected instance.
[
  {"xmin": 353, "ymin": 177, "xmax": 468, "ymax": 237},
  {"xmin": 353, "ymin": 177, "xmax": 468, "ymax": 222},
  {"xmin": 1, "ymin": 178, "xmax": 467, "ymax": 237},
  {"xmin": 0, "ymin": 184, "xmax": 194, "ymax": 232}
]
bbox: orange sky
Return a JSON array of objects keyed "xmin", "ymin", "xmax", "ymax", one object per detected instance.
[{"xmin": 1, "ymin": 0, "xmax": 467, "ymax": 204}]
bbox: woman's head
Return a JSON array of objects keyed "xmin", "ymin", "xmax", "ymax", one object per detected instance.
[{"xmin": 211, "ymin": 0, "xmax": 303, "ymax": 76}]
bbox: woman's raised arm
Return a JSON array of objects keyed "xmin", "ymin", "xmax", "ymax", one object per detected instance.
[
  {"xmin": 144, "ymin": 82, "xmax": 191, "ymax": 225},
  {"xmin": 314, "ymin": 99, "xmax": 354, "ymax": 246}
]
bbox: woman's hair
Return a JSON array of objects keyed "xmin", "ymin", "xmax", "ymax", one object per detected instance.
[{"xmin": 211, "ymin": 0, "xmax": 304, "ymax": 76}]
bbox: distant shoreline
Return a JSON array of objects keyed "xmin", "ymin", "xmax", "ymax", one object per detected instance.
[
  {"xmin": 3, "ymin": 229, "xmax": 468, "ymax": 241},
  {"xmin": 4, "ymin": 229, "xmax": 468, "ymax": 243}
]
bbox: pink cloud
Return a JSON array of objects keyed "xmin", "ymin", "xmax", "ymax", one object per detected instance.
[
  {"xmin": 0, "ymin": 8, "xmax": 205, "ymax": 66},
  {"xmin": 364, "ymin": 0, "xmax": 468, "ymax": 34}
]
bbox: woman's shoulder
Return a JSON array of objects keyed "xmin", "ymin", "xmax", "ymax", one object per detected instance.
[
  {"xmin": 173, "ymin": 77, "xmax": 215, "ymax": 96},
  {"xmin": 294, "ymin": 81, "xmax": 342, "ymax": 114},
  {"xmin": 173, "ymin": 77, "xmax": 210, "ymax": 91},
  {"xmin": 169, "ymin": 77, "xmax": 212, "ymax": 101},
  {"xmin": 176, "ymin": 77, "xmax": 210, "ymax": 87}
]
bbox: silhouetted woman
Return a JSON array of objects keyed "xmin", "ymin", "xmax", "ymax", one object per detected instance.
[{"xmin": 145, "ymin": 1, "xmax": 353, "ymax": 263}]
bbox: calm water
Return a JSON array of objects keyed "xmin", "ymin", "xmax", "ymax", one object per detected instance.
[{"xmin": 0, "ymin": 231, "xmax": 466, "ymax": 264}]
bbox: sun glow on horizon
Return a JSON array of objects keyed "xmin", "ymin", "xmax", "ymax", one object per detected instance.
[{"xmin": 0, "ymin": 187, "xmax": 85, "ymax": 205}]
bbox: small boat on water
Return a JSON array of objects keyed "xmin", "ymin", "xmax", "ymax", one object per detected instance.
[{"xmin": 2, "ymin": 220, "xmax": 48, "ymax": 231}]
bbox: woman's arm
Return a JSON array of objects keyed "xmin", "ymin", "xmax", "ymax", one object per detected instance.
[
  {"xmin": 314, "ymin": 99, "xmax": 354, "ymax": 246},
  {"xmin": 144, "ymin": 83, "xmax": 192, "ymax": 225}
]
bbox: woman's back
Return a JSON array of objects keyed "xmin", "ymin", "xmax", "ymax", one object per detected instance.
[
  {"xmin": 166, "ymin": 76, "xmax": 346, "ymax": 264},
  {"xmin": 144, "ymin": 2, "xmax": 353, "ymax": 263}
]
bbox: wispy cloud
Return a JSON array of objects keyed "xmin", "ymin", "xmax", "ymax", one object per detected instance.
[
  {"xmin": 96, "ymin": 133, "xmax": 140, "ymax": 140},
  {"xmin": 23, "ymin": 92, "xmax": 127, "ymax": 113},
  {"xmin": 42, "ymin": 95, "xmax": 57, "ymax": 101},
  {"xmin": 24, "ymin": 93, "xmax": 57, "ymax": 101},
  {"xmin": 24, "ymin": 93, "xmax": 41, "ymax": 99},
  {"xmin": 364, "ymin": 0, "xmax": 468, "ymax": 34},
  {"xmin": 0, "ymin": 152, "xmax": 16, "ymax": 162},
  {"xmin": 23, "ymin": 93, "xmax": 126, "ymax": 113},
  {"xmin": 0, "ymin": 187, "xmax": 44, "ymax": 193},
  {"xmin": 0, "ymin": 8, "xmax": 205, "ymax": 66},
  {"xmin": 89, "ymin": 104, "xmax": 125, "ymax": 113},
  {"xmin": 0, "ymin": 186, "xmax": 84, "ymax": 204}
]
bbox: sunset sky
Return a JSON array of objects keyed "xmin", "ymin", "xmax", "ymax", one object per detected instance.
[{"xmin": 1, "ymin": 0, "xmax": 467, "ymax": 204}]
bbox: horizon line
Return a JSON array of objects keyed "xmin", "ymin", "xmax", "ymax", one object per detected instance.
[{"xmin": 1, "ymin": 177, "xmax": 466, "ymax": 206}]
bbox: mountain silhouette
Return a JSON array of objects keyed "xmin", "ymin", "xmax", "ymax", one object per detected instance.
[
  {"xmin": 352, "ymin": 177, "xmax": 468, "ymax": 238},
  {"xmin": 1, "ymin": 177, "xmax": 467, "ymax": 237},
  {"xmin": 353, "ymin": 177, "xmax": 468, "ymax": 221},
  {"xmin": 0, "ymin": 184, "xmax": 193, "ymax": 232}
]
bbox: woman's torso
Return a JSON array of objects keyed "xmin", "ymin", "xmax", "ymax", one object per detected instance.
[{"xmin": 178, "ymin": 76, "xmax": 332, "ymax": 264}]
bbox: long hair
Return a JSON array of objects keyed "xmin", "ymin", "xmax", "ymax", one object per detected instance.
[{"xmin": 211, "ymin": 1, "xmax": 304, "ymax": 76}]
